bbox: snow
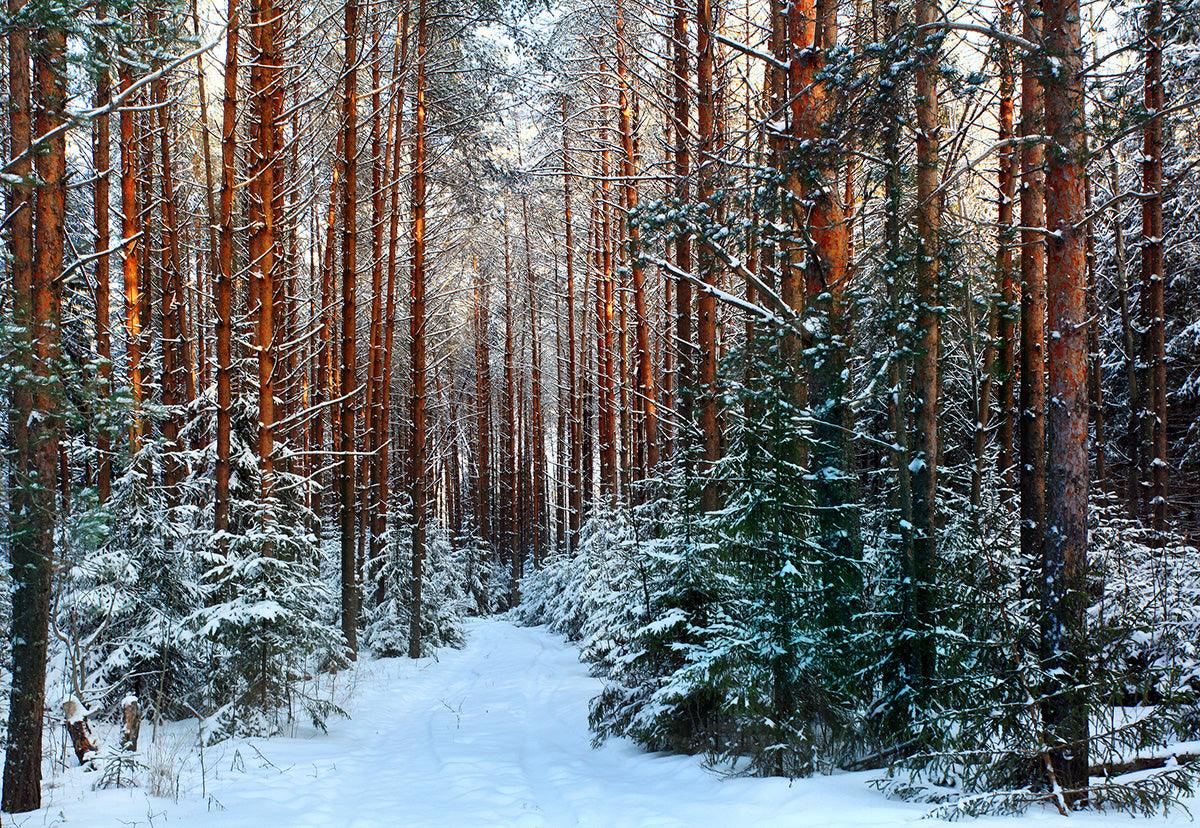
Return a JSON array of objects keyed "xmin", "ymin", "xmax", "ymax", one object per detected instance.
[{"xmin": 16, "ymin": 619, "xmax": 1196, "ymax": 827}]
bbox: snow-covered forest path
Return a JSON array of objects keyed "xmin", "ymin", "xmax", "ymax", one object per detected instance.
[{"xmin": 23, "ymin": 619, "xmax": 1182, "ymax": 827}]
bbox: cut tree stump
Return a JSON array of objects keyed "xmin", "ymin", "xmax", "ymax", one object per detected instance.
[
  {"xmin": 122, "ymin": 696, "xmax": 141, "ymax": 752},
  {"xmin": 63, "ymin": 697, "xmax": 99, "ymax": 765}
]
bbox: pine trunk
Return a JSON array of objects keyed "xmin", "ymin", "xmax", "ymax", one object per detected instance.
[
  {"xmin": 1141, "ymin": 0, "xmax": 1167, "ymax": 532},
  {"xmin": 408, "ymin": 0, "xmax": 429, "ymax": 658},
  {"xmin": 339, "ymin": 0, "xmax": 361, "ymax": 657},
  {"xmin": 1041, "ymin": 0, "xmax": 1091, "ymax": 796},
  {"xmin": 214, "ymin": 0, "xmax": 239, "ymax": 538},
  {"xmin": 911, "ymin": 0, "xmax": 941, "ymax": 694}
]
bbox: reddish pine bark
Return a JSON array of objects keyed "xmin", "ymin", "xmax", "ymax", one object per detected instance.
[
  {"xmin": 1041, "ymin": 0, "xmax": 1092, "ymax": 796},
  {"xmin": 214, "ymin": 0, "xmax": 239, "ymax": 538},
  {"xmin": 192, "ymin": 0, "xmax": 218, "ymax": 394},
  {"xmin": 408, "ymin": 0, "xmax": 429, "ymax": 658},
  {"xmin": 248, "ymin": 0, "xmax": 283, "ymax": 494},
  {"xmin": 911, "ymin": 0, "xmax": 941, "ymax": 693},
  {"xmin": 598, "ymin": 144, "xmax": 618, "ymax": 501},
  {"xmin": 374, "ymin": 10, "xmax": 410, "ymax": 606},
  {"xmin": 614, "ymin": 0, "xmax": 659, "ymax": 478},
  {"xmin": 1018, "ymin": 0, "xmax": 1047, "ymax": 584},
  {"xmin": 976, "ymin": 6, "xmax": 1018, "ymax": 505},
  {"xmin": 93, "ymin": 23, "xmax": 113, "ymax": 504},
  {"xmin": 1141, "ymin": 0, "xmax": 1167, "ymax": 532},
  {"xmin": 502, "ymin": 218, "xmax": 520, "ymax": 601},
  {"xmin": 668, "ymin": 0, "xmax": 693, "ymax": 442},
  {"xmin": 366, "ymin": 31, "xmax": 386, "ymax": 587},
  {"xmin": 696, "ymin": 0, "xmax": 720, "ymax": 513},
  {"xmin": 151, "ymin": 10, "xmax": 187, "ymax": 493},
  {"xmin": 118, "ymin": 18, "xmax": 145, "ymax": 448},
  {"xmin": 4, "ymin": 20, "xmax": 66, "ymax": 813},
  {"xmin": 339, "ymin": 0, "xmax": 361, "ymax": 657},
  {"xmin": 562, "ymin": 99, "xmax": 582, "ymax": 545},
  {"xmin": 473, "ymin": 257, "xmax": 493, "ymax": 544},
  {"xmin": 994, "ymin": 12, "xmax": 1019, "ymax": 497}
]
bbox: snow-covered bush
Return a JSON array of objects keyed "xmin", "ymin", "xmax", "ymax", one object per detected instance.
[
  {"xmin": 60, "ymin": 434, "xmax": 204, "ymax": 722},
  {"xmin": 883, "ymin": 500, "xmax": 1200, "ymax": 816},
  {"xmin": 365, "ymin": 503, "xmax": 470, "ymax": 658}
]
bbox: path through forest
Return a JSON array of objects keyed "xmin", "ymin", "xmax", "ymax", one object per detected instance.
[{"xmin": 21, "ymin": 619, "xmax": 1182, "ymax": 827}]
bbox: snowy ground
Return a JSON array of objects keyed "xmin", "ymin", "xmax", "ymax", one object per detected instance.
[{"xmin": 11, "ymin": 618, "xmax": 1195, "ymax": 827}]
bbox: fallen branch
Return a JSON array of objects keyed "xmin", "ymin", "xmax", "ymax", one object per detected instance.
[{"xmin": 1091, "ymin": 752, "xmax": 1200, "ymax": 778}]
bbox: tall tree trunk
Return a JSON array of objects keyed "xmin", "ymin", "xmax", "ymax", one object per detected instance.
[
  {"xmin": 339, "ymin": 0, "xmax": 361, "ymax": 658},
  {"xmin": 581, "ymin": 226, "xmax": 596, "ymax": 514},
  {"xmin": 2, "ymin": 6, "xmax": 58, "ymax": 814},
  {"xmin": 598, "ymin": 143, "xmax": 618, "ymax": 501},
  {"xmin": 1041, "ymin": 0, "xmax": 1091, "ymax": 797},
  {"xmin": 1019, "ymin": 0, "xmax": 1047, "ymax": 583},
  {"xmin": 93, "ymin": 25, "xmax": 114, "ymax": 504},
  {"xmin": 880, "ymin": 0, "xmax": 915, "ymax": 734},
  {"xmin": 408, "ymin": 0, "xmax": 429, "ymax": 658},
  {"xmin": 214, "ymin": 0, "xmax": 239, "ymax": 539},
  {"xmin": 473, "ymin": 257, "xmax": 493, "ymax": 545},
  {"xmin": 671, "ymin": 1, "xmax": 694, "ymax": 433},
  {"xmin": 520, "ymin": 185, "xmax": 546, "ymax": 563},
  {"xmin": 1141, "ymin": 0, "xmax": 1167, "ymax": 533},
  {"xmin": 910, "ymin": 0, "xmax": 941, "ymax": 695},
  {"xmin": 696, "ymin": 0, "xmax": 720, "ymax": 512},
  {"xmin": 994, "ymin": 13, "xmax": 1019, "ymax": 498},
  {"xmin": 119, "ymin": 19, "xmax": 145, "ymax": 448},
  {"xmin": 193, "ymin": 0, "xmax": 218, "ymax": 394},
  {"xmin": 614, "ymin": 0, "xmax": 658, "ymax": 479},
  {"xmin": 1085, "ymin": 173, "xmax": 1108, "ymax": 489},
  {"xmin": 795, "ymin": 0, "xmax": 860, "ymax": 636},
  {"xmin": 562, "ymin": 99, "xmax": 582, "ymax": 546},
  {"xmin": 247, "ymin": 0, "xmax": 280, "ymax": 498},
  {"xmin": 313, "ymin": 129, "xmax": 343, "ymax": 528},
  {"xmin": 977, "ymin": 4, "xmax": 1018, "ymax": 504},
  {"xmin": 366, "ymin": 30, "xmax": 386, "ymax": 593},
  {"xmin": 1110, "ymin": 155, "xmax": 1139, "ymax": 511},
  {"xmin": 151, "ymin": 11, "xmax": 186, "ymax": 494},
  {"xmin": 375, "ymin": 10, "xmax": 409, "ymax": 606},
  {"xmin": 502, "ymin": 218, "xmax": 520, "ymax": 602}
]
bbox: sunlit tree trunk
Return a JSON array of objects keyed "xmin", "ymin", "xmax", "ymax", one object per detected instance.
[
  {"xmin": 976, "ymin": 4, "xmax": 1018, "ymax": 504},
  {"xmin": 1085, "ymin": 173, "xmax": 1108, "ymax": 489},
  {"xmin": 910, "ymin": 0, "xmax": 941, "ymax": 694},
  {"xmin": 192, "ymin": 0, "xmax": 217, "ymax": 394},
  {"xmin": 408, "ymin": 0, "xmax": 429, "ymax": 658},
  {"xmin": 598, "ymin": 143, "xmax": 618, "ymax": 501},
  {"xmin": 614, "ymin": 0, "xmax": 658, "ymax": 478},
  {"xmin": 1018, "ymin": 0, "xmax": 1047, "ymax": 585},
  {"xmin": 151, "ymin": 10, "xmax": 187, "ymax": 494},
  {"xmin": 561, "ymin": 98, "xmax": 582, "ymax": 546},
  {"xmin": 93, "ymin": 20, "xmax": 114, "ymax": 504},
  {"xmin": 375, "ymin": 10, "xmax": 409, "ymax": 605},
  {"xmin": 1041, "ymin": 0, "xmax": 1091, "ymax": 796},
  {"xmin": 696, "ymin": 0, "xmax": 720, "ymax": 512},
  {"xmin": 520, "ymin": 187, "xmax": 546, "ymax": 563},
  {"xmin": 2, "ymin": 5, "xmax": 58, "ymax": 813},
  {"xmin": 214, "ymin": 0, "xmax": 239, "ymax": 539},
  {"xmin": 671, "ymin": 1, "xmax": 693, "ymax": 434},
  {"xmin": 247, "ymin": 0, "xmax": 282, "ymax": 501},
  {"xmin": 473, "ymin": 257, "xmax": 493, "ymax": 545},
  {"xmin": 119, "ymin": 16, "xmax": 145, "ymax": 448},
  {"xmin": 366, "ymin": 30, "xmax": 386, "ymax": 590},
  {"xmin": 339, "ymin": 0, "xmax": 361, "ymax": 657},
  {"xmin": 1141, "ymin": 0, "xmax": 1167, "ymax": 532},
  {"xmin": 502, "ymin": 218, "xmax": 520, "ymax": 601}
]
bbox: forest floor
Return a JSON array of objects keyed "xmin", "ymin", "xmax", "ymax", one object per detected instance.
[{"xmin": 13, "ymin": 618, "xmax": 1196, "ymax": 827}]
